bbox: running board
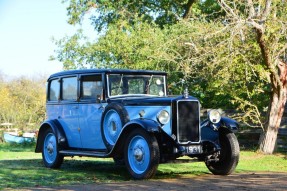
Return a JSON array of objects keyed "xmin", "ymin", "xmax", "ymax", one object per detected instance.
[{"xmin": 59, "ymin": 150, "xmax": 110, "ymax": 158}]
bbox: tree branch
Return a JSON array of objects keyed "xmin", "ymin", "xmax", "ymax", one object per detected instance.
[
  {"xmin": 246, "ymin": 19, "xmax": 264, "ymax": 32},
  {"xmin": 182, "ymin": 0, "xmax": 196, "ymax": 19},
  {"xmin": 217, "ymin": 0, "xmax": 239, "ymax": 19},
  {"xmin": 276, "ymin": 43, "xmax": 287, "ymax": 60},
  {"xmin": 247, "ymin": 0, "xmax": 255, "ymax": 19},
  {"xmin": 261, "ymin": 0, "xmax": 272, "ymax": 21},
  {"xmin": 256, "ymin": 28, "xmax": 282, "ymax": 90}
]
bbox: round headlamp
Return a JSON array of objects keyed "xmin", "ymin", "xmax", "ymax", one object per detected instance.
[
  {"xmin": 157, "ymin": 110, "xmax": 170, "ymax": 125},
  {"xmin": 208, "ymin": 109, "xmax": 221, "ymax": 124}
]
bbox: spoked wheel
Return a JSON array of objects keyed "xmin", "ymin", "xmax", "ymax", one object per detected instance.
[
  {"xmin": 205, "ymin": 128, "xmax": 239, "ymax": 175},
  {"xmin": 42, "ymin": 128, "xmax": 63, "ymax": 168},
  {"xmin": 124, "ymin": 128, "xmax": 159, "ymax": 179}
]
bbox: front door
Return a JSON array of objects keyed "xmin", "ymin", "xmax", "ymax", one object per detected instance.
[{"xmin": 78, "ymin": 74, "xmax": 106, "ymax": 149}]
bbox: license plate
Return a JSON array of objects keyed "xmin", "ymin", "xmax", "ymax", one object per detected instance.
[{"xmin": 186, "ymin": 145, "xmax": 202, "ymax": 154}]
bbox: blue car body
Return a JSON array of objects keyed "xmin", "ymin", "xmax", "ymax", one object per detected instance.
[{"xmin": 35, "ymin": 69, "xmax": 239, "ymax": 178}]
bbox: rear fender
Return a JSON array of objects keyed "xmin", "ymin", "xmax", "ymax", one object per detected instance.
[{"xmin": 35, "ymin": 119, "xmax": 68, "ymax": 153}]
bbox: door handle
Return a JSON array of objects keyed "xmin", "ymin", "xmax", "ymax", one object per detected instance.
[{"xmin": 98, "ymin": 105, "xmax": 105, "ymax": 110}]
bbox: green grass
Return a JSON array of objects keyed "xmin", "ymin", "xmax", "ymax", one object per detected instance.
[{"xmin": 0, "ymin": 143, "xmax": 286, "ymax": 189}]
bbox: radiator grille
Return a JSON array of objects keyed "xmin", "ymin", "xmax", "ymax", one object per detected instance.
[{"xmin": 177, "ymin": 101, "xmax": 200, "ymax": 143}]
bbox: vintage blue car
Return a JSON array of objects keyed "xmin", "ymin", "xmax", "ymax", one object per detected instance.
[{"xmin": 35, "ymin": 69, "xmax": 239, "ymax": 179}]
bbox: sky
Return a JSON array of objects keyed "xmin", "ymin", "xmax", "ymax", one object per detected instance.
[{"xmin": 0, "ymin": 0, "xmax": 94, "ymax": 78}]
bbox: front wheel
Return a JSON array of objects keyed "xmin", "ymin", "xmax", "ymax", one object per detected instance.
[
  {"xmin": 113, "ymin": 156, "xmax": 125, "ymax": 166},
  {"xmin": 124, "ymin": 128, "xmax": 159, "ymax": 179},
  {"xmin": 205, "ymin": 128, "xmax": 239, "ymax": 175},
  {"xmin": 42, "ymin": 128, "xmax": 63, "ymax": 168}
]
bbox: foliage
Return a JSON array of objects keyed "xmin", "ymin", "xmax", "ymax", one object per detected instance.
[
  {"xmin": 0, "ymin": 143, "xmax": 286, "ymax": 189},
  {"xmin": 0, "ymin": 75, "xmax": 46, "ymax": 131},
  {"xmin": 213, "ymin": 0, "xmax": 287, "ymax": 153},
  {"xmin": 64, "ymin": 0, "xmax": 199, "ymax": 30},
  {"xmin": 52, "ymin": 0, "xmax": 287, "ymax": 154},
  {"xmin": 52, "ymin": 13, "xmax": 270, "ymax": 111}
]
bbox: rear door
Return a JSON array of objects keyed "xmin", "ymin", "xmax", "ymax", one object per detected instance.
[{"xmin": 58, "ymin": 76, "xmax": 82, "ymax": 148}]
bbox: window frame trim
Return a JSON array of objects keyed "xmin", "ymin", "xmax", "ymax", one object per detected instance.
[
  {"xmin": 60, "ymin": 75, "xmax": 79, "ymax": 102},
  {"xmin": 47, "ymin": 77, "xmax": 60, "ymax": 103},
  {"xmin": 79, "ymin": 73, "xmax": 104, "ymax": 103}
]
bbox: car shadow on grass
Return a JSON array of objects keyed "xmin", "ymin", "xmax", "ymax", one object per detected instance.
[
  {"xmin": 0, "ymin": 158, "xmax": 129, "ymax": 189},
  {"xmin": 0, "ymin": 157, "xmax": 212, "ymax": 189}
]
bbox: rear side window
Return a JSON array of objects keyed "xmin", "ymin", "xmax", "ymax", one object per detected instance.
[
  {"xmin": 81, "ymin": 75, "xmax": 102, "ymax": 100},
  {"xmin": 62, "ymin": 77, "xmax": 77, "ymax": 100},
  {"xmin": 49, "ymin": 79, "xmax": 59, "ymax": 101}
]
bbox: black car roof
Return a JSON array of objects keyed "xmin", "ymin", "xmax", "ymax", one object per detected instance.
[{"xmin": 48, "ymin": 69, "xmax": 167, "ymax": 79}]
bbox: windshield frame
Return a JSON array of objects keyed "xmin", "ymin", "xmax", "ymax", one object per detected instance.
[{"xmin": 106, "ymin": 73, "xmax": 167, "ymax": 98}]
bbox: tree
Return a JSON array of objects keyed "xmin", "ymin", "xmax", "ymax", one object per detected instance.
[
  {"xmin": 54, "ymin": 0, "xmax": 287, "ymax": 154},
  {"xmin": 64, "ymin": 0, "xmax": 197, "ymax": 30},
  {"xmin": 214, "ymin": 0, "xmax": 287, "ymax": 154},
  {"xmin": 0, "ymin": 74, "xmax": 46, "ymax": 131}
]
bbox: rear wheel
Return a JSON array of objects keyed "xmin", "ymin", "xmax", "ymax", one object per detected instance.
[
  {"xmin": 205, "ymin": 128, "xmax": 239, "ymax": 175},
  {"xmin": 124, "ymin": 128, "xmax": 159, "ymax": 179},
  {"xmin": 42, "ymin": 128, "xmax": 63, "ymax": 168}
]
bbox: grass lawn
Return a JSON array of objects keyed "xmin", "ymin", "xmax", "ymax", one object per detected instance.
[{"xmin": 0, "ymin": 143, "xmax": 286, "ymax": 189}]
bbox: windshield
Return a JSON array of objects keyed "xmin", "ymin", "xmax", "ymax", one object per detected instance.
[{"xmin": 107, "ymin": 74, "xmax": 166, "ymax": 97}]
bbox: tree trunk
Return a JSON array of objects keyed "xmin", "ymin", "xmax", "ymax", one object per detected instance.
[
  {"xmin": 256, "ymin": 26, "xmax": 287, "ymax": 154},
  {"xmin": 182, "ymin": 0, "xmax": 196, "ymax": 19},
  {"xmin": 259, "ymin": 85, "xmax": 287, "ymax": 153}
]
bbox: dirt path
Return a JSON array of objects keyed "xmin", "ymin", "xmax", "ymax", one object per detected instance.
[{"xmin": 8, "ymin": 172, "xmax": 287, "ymax": 191}]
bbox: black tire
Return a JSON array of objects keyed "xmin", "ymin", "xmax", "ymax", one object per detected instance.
[
  {"xmin": 124, "ymin": 128, "xmax": 159, "ymax": 179},
  {"xmin": 42, "ymin": 128, "xmax": 63, "ymax": 168},
  {"xmin": 205, "ymin": 128, "xmax": 239, "ymax": 175},
  {"xmin": 101, "ymin": 103, "xmax": 129, "ymax": 149},
  {"xmin": 113, "ymin": 156, "xmax": 125, "ymax": 166}
]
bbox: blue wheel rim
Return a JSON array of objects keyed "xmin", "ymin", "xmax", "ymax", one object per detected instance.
[
  {"xmin": 103, "ymin": 109, "xmax": 122, "ymax": 145},
  {"xmin": 128, "ymin": 135, "xmax": 150, "ymax": 174},
  {"xmin": 43, "ymin": 133, "xmax": 57, "ymax": 164}
]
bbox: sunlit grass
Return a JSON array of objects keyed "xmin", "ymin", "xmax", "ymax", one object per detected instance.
[
  {"xmin": 236, "ymin": 151, "xmax": 287, "ymax": 172},
  {"xmin": 0, "ymin": 143, "xmax": 286, "ymax": 189}
]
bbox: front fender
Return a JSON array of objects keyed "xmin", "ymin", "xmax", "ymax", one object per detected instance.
[
  {"xmin": 220, "ymin": 117, "xmax": 239, "ymax": 131},
  {"xmin": 35, "ymin": 119, "xmax": 68, "ymax": 153},
  {"xmin": 123, "ymin": 118, "xmax": 161, "ymax": 132},
  {"xmin": 201, "ymin": 117, "xmax": 239, "ymax": 131},
  {"xmin": 200, "ymin": 117, "xmax": 239, "ymax": 141},
  {"xmin": 111, "ymin": 118, "xmax": 161, "ymax": 156}
]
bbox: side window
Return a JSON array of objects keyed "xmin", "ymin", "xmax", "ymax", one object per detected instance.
[
  {"xmin": 62, "ymin": 77, "xmax": 78, "ymax": 100},
  {"xmin": 49, "ymin": 79, "xmax": 60, "ymax": 101},
  {"xmin": 109, "ymin": 74, "xmax": 123, "ymax": 96},
  {"xmin": 81, "ymin": 75, "xmax": 102, "ymax": 100}
]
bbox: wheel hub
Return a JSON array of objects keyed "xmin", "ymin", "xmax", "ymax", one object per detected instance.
[
  {"xmin": 47, "ymin": 142, "xmax": 54, "ymax": 154},
  {"xmin": 111, "ymin": 121, "xmax": 117, "ymax": 132},
  {"xmin": 133, "ymin": 146, "xmax": 144, "ymax": 162}
]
